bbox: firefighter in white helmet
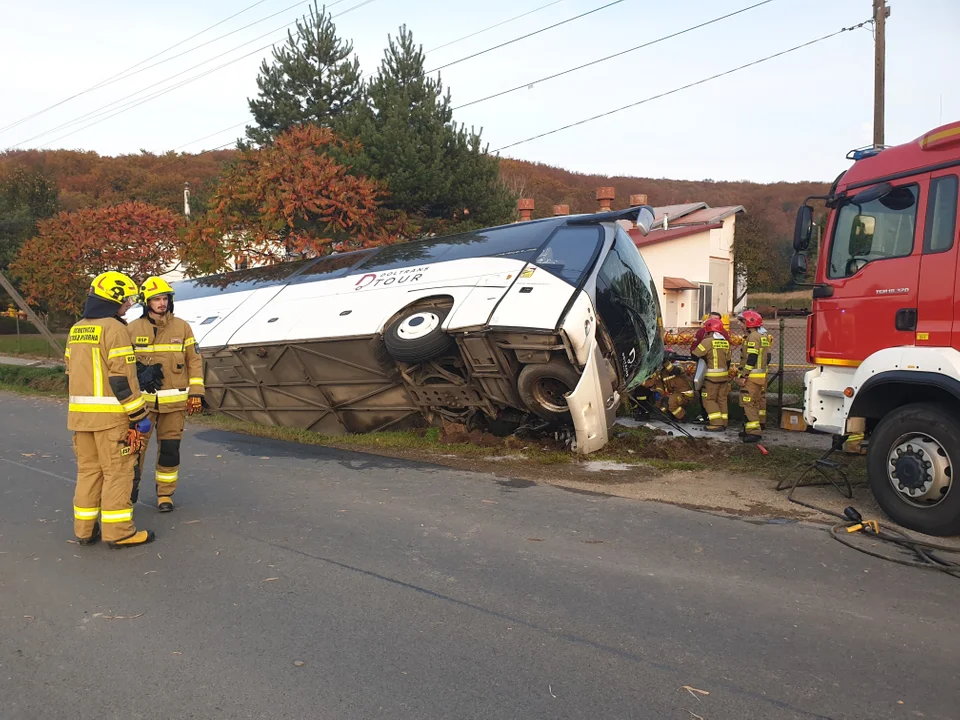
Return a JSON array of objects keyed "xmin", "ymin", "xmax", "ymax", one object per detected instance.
[
  {"xmin": 127, "ymin": 277, "xmax": 205, "ymax": 512},
  {"xmin": 66, "ymin": 271, "xmax": 155, "ymax": 548}
]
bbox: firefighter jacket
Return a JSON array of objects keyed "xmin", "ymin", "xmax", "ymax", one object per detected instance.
[
  {"xmin": 128, "ymin": 313, "xmax": 204, "ymax": 414},
  {"xmin": 65, "ymin": 316, "xmax": 147, "ymax": 432},
  {"xmin": 662, "ymin": 363, "xmax": 693, "ymax": 395},
  {"xmin": 739, "ymin": 329, "xmax": 772, "ymax": 381},
  {"xmin": 692, "ymin": 332, "xmax": 731, "ymax": 381}
]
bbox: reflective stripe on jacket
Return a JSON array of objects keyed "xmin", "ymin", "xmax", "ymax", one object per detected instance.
[
  {"xmin": 740, "ymin": 328, "xmax": 772, "ymax": 380},
  {"xmin": 65, "ymin": 317, "xmax": 147, "ymax": 431},
  {"xmin": 128, "ymin": 314, "xmax": 204, "ymax": 414},
  {"xmin": 692, "ymin": 333, "xmax": 731, "ymax": 381}
]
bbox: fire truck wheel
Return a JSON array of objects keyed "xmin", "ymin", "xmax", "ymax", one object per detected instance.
[
  {"xmin": 867, "ymin": 402, "xmax": 960, "ymax": 537},
  {"xmin": 518, "ymin": 360, "xmax": 581, "ymax": 424},
  {"xmin": 384, "ymin": 307, "xmax": 456, "ymax": 363}
]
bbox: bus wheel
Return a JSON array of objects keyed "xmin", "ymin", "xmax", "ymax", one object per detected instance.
[
  {"xmin": 867, "ymin": 402, "xmax": 960, "ymax": 537},
  {"xmin": 384, "ymin": 307, "xmax": 456, "ymax": 363},
  {"xmin": 518, "ymin": 360, "xmax": 581, "ymax": 424}
]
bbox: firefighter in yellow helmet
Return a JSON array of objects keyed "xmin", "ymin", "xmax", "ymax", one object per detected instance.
[
  {"xmin": 65, "ymin": 271, "xmax": 155, "ymax": 548},
  {"xmin": 692, "ymin": 316, "xmax": 731, "ymax": 430},
  {"xmin": 127, "ymin": 277, "xmax": 205, "ymax": 512}
]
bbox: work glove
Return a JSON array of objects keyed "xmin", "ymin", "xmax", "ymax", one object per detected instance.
[
  {"xmin": 187, "ymin": 396, "xmax": 203, "ymax": 415},
  {"xmin": 136, "ymin": 362, "xmax": 164, "ymax": 393},
  {"xmin": 125, "ymin": 417, "xmax": 152, "ymax": 453}
]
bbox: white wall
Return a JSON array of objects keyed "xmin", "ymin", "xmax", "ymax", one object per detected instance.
[{"xmin": 637, "ymin": 232, "xmax": 710, "ymax": 328}]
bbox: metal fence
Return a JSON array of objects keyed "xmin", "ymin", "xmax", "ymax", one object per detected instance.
[{"xmin": 663, "ymin": 317, "xmax": 814, "ymax": 410}]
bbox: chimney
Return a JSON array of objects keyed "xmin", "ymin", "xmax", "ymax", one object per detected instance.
[
  {"xmin": 629, "ymin": 193, "xmax": 648, "ymax": 206},
  {"xmin": 596, "ymin": 187, "xmax": 615, "ymax": 212},
  {"xmin": 183, "ymin": 182, "xmax": 191, "ymax": 217},
  {"xmin": 553, "ymin": 204, "xmax": 570, "ymax": 216},
  {"xmin": 517, "ymin": 198, "xmax": 535, "ymax": 222},
  {"xmin": 663, "ymin": 213, "xmax": 669, "ymax": 231}
]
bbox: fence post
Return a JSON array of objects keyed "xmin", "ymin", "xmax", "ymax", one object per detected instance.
[{"xmin": 778, "ymin": 317, "xmax": 786, "ymax": 410}]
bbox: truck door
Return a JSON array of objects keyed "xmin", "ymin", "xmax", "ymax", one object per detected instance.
[
  {"xmin": 815, "ymin": 179, "xmax": 926, "ymax": 364},
  {"xmin": 918, "ymin": 172, "xmax": 959, "ymax": 348}
]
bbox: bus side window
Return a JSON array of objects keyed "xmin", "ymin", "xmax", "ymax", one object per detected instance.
[{"xmin": 923, "ymin": 175, "xmax": 959, "ymax": 254}]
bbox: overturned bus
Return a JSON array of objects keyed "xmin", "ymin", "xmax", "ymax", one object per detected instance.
[{"xmin": 163, "ymin": 206, "xmax": 664, "ymax": 453}]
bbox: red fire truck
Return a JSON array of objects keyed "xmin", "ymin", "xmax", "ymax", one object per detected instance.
[{"xmin": 792, "ymin": 120, "xmax": 960, "ymax": 536}]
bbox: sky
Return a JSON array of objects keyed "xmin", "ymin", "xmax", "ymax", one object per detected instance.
[{"xmin": 0, "ymin": 0, "xmax": 957, "ymax": 184}]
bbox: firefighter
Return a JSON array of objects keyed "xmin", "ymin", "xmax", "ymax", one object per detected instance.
[
  {"xmin": 128, "ymin": 277, "xmax": 205, "ymax": 512},
  {"xmin": 66, "ymin": 271, "xmax": 155, "ymax": 548},
  {"xmin": 737, "ymin": 310, "xmax": 771, "ymax": 442},
  {"xmin": 689, "ymin": 311, "xmax": 729, "ymax": 355},
  {"xmin": 661, "ymin": 356, "xmax": 695, "ymax": 421},
  {"xmin": 692, "ymin": 316, "xmax": 731, "ymax": 430}
]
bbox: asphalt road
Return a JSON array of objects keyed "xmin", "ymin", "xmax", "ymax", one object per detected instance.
[{"xmin": 1, "ymin": 392, "xmax": 957, "ymax": 720}]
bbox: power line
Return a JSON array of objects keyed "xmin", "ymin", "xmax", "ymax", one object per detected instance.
[
  {"xmin": 425, "ymin": 0, "xmax": 627, "ymax": 75},
  {"xmin": 166, "ymin": 0, "xmax": 770, "ymax": 163},
  {"xmin": 16, "ymin": 0, "xmax": 379, "ymax": 149},
  {"xmin": 12, "ymin": 2, "xmax": 327, "ymax": 146},
  {"xmin": 17, "ymin": 0, "xmax": 614, "ymax": 150},
  {"xmin": 424, "ymin": 0, "xmax": 566, "ymax": 54},
  {"xmin": 0, "ymin": 0, "xmax": 280, "ymax": 136},
  {"xmin": 175, "ymin": 123, "xmax": 249, "ymax": 151},
  {"xmin": 492, "ymin": 21, "xmax": 871, "ymax": 154},
  {"xmin": 90, "ymin": 0, "xmax": 358, "ymax": 94},
  {"xmin": 453, "ymin": 0, "xmax": 778, "ymax": 111}
]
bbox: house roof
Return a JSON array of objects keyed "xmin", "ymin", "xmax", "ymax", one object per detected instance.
[
  {"xmin": 652, "ymin": 203, "xmax": 706, "ymax": 225},
  {"xmin": 629, "ymin": 222, "xmax": 723, "ymax": 248},
  {"xmin": 662, "ymin": 276, "xmax": 700, "ymax": 290},
  {"xmin": 669, "ymin": 205, "xmax": 745, "ymax": 225}
]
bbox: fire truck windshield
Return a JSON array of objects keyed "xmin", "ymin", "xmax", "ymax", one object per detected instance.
[{"xmin": 827, "ymin": 185, "xmax": 919, "ymax": 279}]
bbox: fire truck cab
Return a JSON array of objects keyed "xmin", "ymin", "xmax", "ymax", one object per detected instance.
[{"xmin": 792, "ymin": 120, "xmax": 960, "ymax": 536}]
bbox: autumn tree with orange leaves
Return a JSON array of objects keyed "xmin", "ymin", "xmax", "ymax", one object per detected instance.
[
  {"xmin": 182, "ymin": 124, "xmax": 391, "ymax": 275},
  {"xmin": 11, "ymin": 201, "xmax": 182, "ymax": 315}
]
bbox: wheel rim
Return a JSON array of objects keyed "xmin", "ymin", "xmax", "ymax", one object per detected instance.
[
  {"xmin": 886, "ymin": 432, "xmax": 953, "ymax": 508},
  {"xmin": 396, "ymin": 312, "xmax": 441, "ymax": 341},
  {"xmin": 532, "ymin": 377, "xmax": 571, "ymax": 414}
]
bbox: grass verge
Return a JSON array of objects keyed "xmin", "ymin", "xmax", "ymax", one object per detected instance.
[
  {"xmin": 0, "ymin": 364, "xmax": 67, "ymax": 395},
  {"xmin": 0, "ymin": 334, "xmax": 68, "ymax": 358}
]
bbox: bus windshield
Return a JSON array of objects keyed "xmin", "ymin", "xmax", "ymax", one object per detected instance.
[{"xmin": 594, "ymin": 226, "xmax": 664, "ymax": 389}]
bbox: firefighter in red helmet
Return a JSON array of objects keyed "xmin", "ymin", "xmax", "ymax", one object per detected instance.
[
  {"xmin": 737, "ymin": 310, "xmax": 771, "ymax": 443},
  {"xmin": 692, "ymin": 316, "xmax": 731, "ymax": 430}
]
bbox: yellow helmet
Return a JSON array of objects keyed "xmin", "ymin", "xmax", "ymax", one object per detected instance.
[
  {"xmin": 140, "ymin": 277, "xmax": 175, "ymax": 302},
  {"xmin": 90, "ymin": 271, "xmax": 140, "ymax": 304}
]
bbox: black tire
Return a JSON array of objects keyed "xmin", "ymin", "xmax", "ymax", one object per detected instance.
[
  {"xmin": 384, "ymin": 306, "xmax": 456, "ymax": 363},
  {"xmin": 867, "ymin": 402, "xmax": 960, "ymax": 537},
  {"xmin": 517, "ymin": 359, "xmax": 582, "ymax": 424}
]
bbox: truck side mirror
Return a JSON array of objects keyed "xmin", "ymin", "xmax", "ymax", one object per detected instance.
[
  {"xmin": 793, "ymin": 205, "xmax": 814, "ymax": 251},
  {"xmin": 791, "ymin": 253, "xmax": 808, "ymax": 278}
]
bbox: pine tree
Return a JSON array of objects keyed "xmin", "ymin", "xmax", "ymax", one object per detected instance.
[
  {"xmin": 245, "ymin": 1, "xmax": 362, "ymax": 146},
  {"xmin": 348, "ymin": 26, "xmax": 515, "ymax": 234}
]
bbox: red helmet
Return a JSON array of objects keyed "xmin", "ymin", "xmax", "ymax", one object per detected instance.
[
  {"xmin": 739, "ymin": 310, "xmax": 763, "ymax": 328},
  {"xmin": 704, "ymin": 317, "xmax": 724, "ymax": 333}
]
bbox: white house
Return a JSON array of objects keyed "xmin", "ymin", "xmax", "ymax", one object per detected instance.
[{"xmin": 627, "ymin": 203, "xmax": 744, "ymax": 329}]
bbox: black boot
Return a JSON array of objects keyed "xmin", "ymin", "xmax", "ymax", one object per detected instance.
[
  {"xmin": 742, "ymin": 434, "xmax": 762, "ymax": 444},
  {"xmin": 77, "ymin": 523, "xmax": 101, "ymax": 546}
]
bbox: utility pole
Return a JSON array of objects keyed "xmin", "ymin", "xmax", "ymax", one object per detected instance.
[
  {"xmin": 0, "ymin": 270, "xmax": 63, "ymax": 356},
  {"xmin": 873, "ymin": 0, "xmax": 890, "ymax": 147}
]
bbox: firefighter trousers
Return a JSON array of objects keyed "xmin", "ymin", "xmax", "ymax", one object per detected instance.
[
  {"xmin": 668, "ymin": 390, "xmax": 695, "ymax": 421},
  {"xmin": 73, "ymin": 424, "xmax": 138, "ymax": 541},
  {"xmin": 740, "ymin": 379, "xmax": 766, "ymax": 434},
  {"xmin": 135, "ymin": 410, "xmax": 186, "ymax": 500},
  {"xmin": 701, "ymin": 380, "xmax": 730, "ymax": 428}
]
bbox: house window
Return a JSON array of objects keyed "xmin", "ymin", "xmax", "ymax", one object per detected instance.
[{"xmin": 698, "ymin": 283, "xmax": 713, "ymax": 319}]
